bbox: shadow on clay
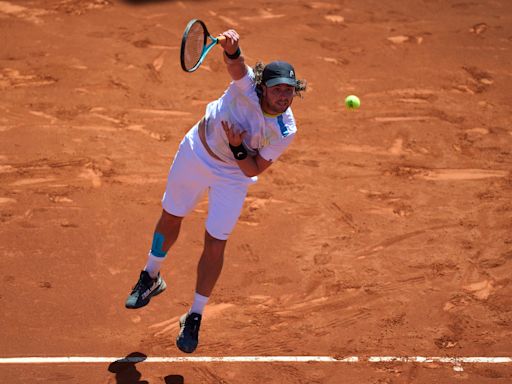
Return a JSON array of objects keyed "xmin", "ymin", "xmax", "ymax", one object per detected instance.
[{"xmin": 108, "ymin": 352, "xmax": 185, "ymax": 384}]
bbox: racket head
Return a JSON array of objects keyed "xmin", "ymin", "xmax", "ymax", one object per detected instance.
[{"xmin": 180, "ymin": 19, "xmax": 217, "ymax": 72}]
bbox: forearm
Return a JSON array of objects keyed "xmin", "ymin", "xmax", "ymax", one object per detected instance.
[
  {"xmin": 232, "ymin": 150, "xmax": 272, "ymax": 178},
  {"xmin": 219, "ymin": 29, "xmax": 247, "ymax": 80},
  {"xmin": 235, "ymin": 155, "xmax": 261, "ymax": 178},
  {"xmin": 223, "ymin": 51, "xmax": 247, "ymax": 81}
]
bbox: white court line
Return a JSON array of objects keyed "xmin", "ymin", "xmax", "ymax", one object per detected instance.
[
  {"xmin": 0, "ymin": 356, "xmax": 348, "ymax": 364},
  {"xmin": 0, "ymin": 356, "xmax": 511, "ymax": 364},
  {"xmin": 367, "ymin": 356, "xmax": 512, "ymax": 364}
]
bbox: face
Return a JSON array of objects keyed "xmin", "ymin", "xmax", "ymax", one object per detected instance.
[{"xmin": 261, "ymin": 83, "xmax": 295, "ymax": 115}]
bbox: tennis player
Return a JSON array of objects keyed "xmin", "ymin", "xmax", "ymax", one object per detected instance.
[{"xmin": 125, "ymin": 28, "xmax": 306, "ymax": 353}]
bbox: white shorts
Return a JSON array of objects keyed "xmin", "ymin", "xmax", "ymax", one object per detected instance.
[{"xmin": 162, "ymin": 123, "xmax": 255, "ymax": 240}]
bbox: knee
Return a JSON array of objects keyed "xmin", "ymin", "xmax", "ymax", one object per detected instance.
[
  {"xmin": 160, "ymin": 209, "xmax": 183, "ymax": 227},
  {"xmin": 204, "ymin": 231, "xmax": 227, "ymax": 257}
]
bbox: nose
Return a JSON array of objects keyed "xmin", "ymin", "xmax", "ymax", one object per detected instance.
[{"xmin": 279, "ymin": 90, "xmax": 294, "ymax": 98}]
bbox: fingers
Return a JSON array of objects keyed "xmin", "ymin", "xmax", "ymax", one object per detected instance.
[
  {"xmin": 222, "ymin": 29, "xmax": 239, "ymax": 45},
  {"xmin": 221, "ymin": 120, "xmax": 245, "ymax": 146},
  {"xmin": 219, "ymin": 29, "xmax": 239, "ymax": 50},
  {"xmin": 221, "ymin": 120, "xmax": 232, "ymax": 139},
  {"xmin": 221, "ymin": 120, "xmax": 232, "ymax": 132}
]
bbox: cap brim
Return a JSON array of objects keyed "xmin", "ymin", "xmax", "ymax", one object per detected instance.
[{"xmin": 265, "ymin": 77, "xmax": 297, "ymax": 87}]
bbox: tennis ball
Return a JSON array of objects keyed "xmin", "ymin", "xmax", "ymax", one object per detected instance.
[{"xmin": 345, "ymin": 95, "xmax": 361, "ymax": 109}]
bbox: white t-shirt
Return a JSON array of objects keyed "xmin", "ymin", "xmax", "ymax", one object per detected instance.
[{"xmin": 201, "ymin": 67, "xmax": 297, "ymax": 166}]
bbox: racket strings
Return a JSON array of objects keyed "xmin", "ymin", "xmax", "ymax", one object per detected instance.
[{"xmin": 183, "ymin": 22, "xmax": 206, "ymax": 70}]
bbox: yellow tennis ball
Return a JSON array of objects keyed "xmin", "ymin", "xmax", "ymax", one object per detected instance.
[{"xmin": 345, "ymin": 95, "xmax": 361, "ymax": 109}]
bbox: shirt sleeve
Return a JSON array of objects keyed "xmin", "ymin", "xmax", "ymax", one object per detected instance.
[
  {"xmin": 259, "ymin": 132, "xmax": 296, "ymax": 163},
  {"xmin": 232, "ymin": 66, "xmax": 256, "ymax": 95}
]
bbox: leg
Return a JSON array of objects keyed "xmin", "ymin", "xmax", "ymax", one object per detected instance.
[
  {"xmin": 127, "ymin": 131, "xmax": 208, "ymax": 310},
  {"xmin": 144, "ymin": 209, "xmax": 183, "ymax": 278},
  {"xmin": 176, "ymin": 148, "xmax": 249, "ymax": 352},
  {"xmin": 125, "ymin": 210, "xmax": 184, "ymax": 309},
  {"xmin": 154, "ymin": 209, "xmax": 183, "ymax": 256},
  {"xmin": 149, "ymin": 132, "xmax": 209, "ymax": 275},
  {"xmin": 195, "ymin": 230, "xmax": 227, "ymax": 297},
  {"xmin": 190, "ymin": 177, "xmax": 248, "ymax": 303},
  {"xmin": 176, "ymin": 230, "xmax": 226, "ymax": 354}
]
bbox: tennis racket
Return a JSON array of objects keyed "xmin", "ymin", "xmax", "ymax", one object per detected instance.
[{"xmin": 180, "ymin": 19, "xmax": 225, "ymax": 72}]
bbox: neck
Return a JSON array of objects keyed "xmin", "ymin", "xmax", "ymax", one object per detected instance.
[{"xmin": 263, "ymin": 110, "xmax": 281, "ymax": 118}]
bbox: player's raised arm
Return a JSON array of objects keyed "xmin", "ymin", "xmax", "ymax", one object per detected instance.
[{"xmin": 218, "ymin": 29, "xmax": 247, "ymax": 81}]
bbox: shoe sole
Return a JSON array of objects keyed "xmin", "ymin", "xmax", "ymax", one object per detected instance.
[{"xmin": 125, "ymin": 279, "xmax": 167, "ymax": 309}]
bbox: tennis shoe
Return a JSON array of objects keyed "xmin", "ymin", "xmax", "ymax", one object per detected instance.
[
  {"xmin": 125, "ymin": 270, "xmax": 166, "ymax": 309},
  {"xmin": 176, "ymin": 312, "xmax": 202, "ymax": 353}
]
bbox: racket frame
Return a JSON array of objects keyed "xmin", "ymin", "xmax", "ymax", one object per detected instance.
[{"xmin": 180, "ymin": 19, "xmax": 224, "ymax": 72}]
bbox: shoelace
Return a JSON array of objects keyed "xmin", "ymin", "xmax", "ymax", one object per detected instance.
[{"xmin": 132, "ymin": 275, "xmax": 152, "ymax": 293}]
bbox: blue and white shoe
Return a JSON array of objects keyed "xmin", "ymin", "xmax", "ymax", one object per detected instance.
[{"xmin": 125, "ymin": 270, "xmax": 166, "ymax": 309}]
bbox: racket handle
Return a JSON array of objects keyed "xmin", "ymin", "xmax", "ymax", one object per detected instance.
[{"xmin": 216, "ymin": 35, "xmax": 226, "ymax": 43}]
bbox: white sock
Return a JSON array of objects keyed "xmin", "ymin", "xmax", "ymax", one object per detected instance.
[
  {"xmin": 144, "ymin": 251, "xmax": 165, "ymax": 279},
  {"xmin": 190, "ymin": 292, "xmax": 209, "ymax": 315}
]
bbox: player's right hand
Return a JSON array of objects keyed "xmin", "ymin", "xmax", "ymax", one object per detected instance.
[{"xmin": 219, "ymin": 29, "xmax": 240, "ymax": 56}]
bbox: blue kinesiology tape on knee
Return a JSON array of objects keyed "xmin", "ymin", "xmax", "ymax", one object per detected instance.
[{"xmin": 151, "ymin": 232, "xmax": 167, "ymax": 258}]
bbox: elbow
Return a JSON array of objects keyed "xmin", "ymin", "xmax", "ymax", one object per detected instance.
[
  {"xmin": 240, "ymin": 164, "xmax": 261, "ymax": 178},
  {"xmin": 241, "ymin": 169, "xmax": 259, "ymax": 178}
]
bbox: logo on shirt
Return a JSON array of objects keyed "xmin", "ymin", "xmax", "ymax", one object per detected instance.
[{"xmin": 277, "ymin": 115, "xmax": 290, "ymax": 137}]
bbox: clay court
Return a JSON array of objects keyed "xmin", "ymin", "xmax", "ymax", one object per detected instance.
[{"xmin": 1, "ymin": 0, "xmax": 512, "ymax": 383}]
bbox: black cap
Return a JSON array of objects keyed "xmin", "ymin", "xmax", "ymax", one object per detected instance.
[{"xmin": 262, "ymin": 61, "xmax": 297, "ymax": 87}]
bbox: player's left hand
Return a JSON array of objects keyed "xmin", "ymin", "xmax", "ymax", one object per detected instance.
[{"xmin": 222, "ymin": 120, "xmax": 246, "ymax": 146}]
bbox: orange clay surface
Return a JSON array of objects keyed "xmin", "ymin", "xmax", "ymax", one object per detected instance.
[{"xmin": 1, "ymin": 0, "xmax": 511, "ymax": 383}]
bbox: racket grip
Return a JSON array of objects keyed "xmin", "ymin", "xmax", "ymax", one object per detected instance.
[{"xmin": 216, "ymin": 35, "xmax": 227, "ymax": 43}]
